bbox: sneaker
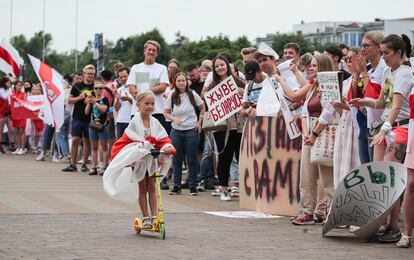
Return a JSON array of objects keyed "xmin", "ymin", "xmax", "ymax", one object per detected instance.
[
  {"xmin": 142, "ymin": 217, "xmax": 152, "ymax": 229},
  {"xmin": 230, "ymin": 186, "xmax": 239, "ymax": 197},
  {"xmin": 292, "ymin": 213, "xmax": 315, "ymax": 225},
  {"xmin": 196, "ymin": 182, "xmax": 206, "ymax": 192},
  {"xmin": 150, "ymin": 216, "xmax": 157, "ymax": 225},
  {"xmin": 169, "ymin": 186, "xmax": 181, "ymax": 195},
  {"xmin": 98, "ymin": 167, "xmax": 105, "ymax": 176},
  {"xmin": 17, "ymin": 148, "xmax": 26, "ymax": 155},
  {"xmin": 11, "ymin": 149, "xmax": 20, "ymax": 155},
  {"xmin": 378, "ymin": 228, "xmax": 402, "ymax": 243},
  {"xmin": 396, "ymin": 234, "xmax": 412, "ymax": 248},
  {"xmin": 160, "ymin": 178, "xmax": 169, "ymax": 190},
  {"xmin": 220, "ymin": 192, "xmax": 231, "ymax": 201},
  {"xmin": 211, "ymin": 187, "xmax": 221, "ymax": 196},
  {"xmin": 81, "ymin": 164, "xmax": 89, "ymax": 172},
  {"xmin": 36, "ymin": 151, "xmax": 45, "ymax": 161},
  {"xmin": 313, "ymin": 213, "xmax": 325, "ymax": 224},
  {"xmin": 62, "ymin": 164, "xmax": 78, "ymax": 172},
  {"xmin": 190, "ymin": 187, "xmax": 198, "ymax": 196},
  {"xmin": 88, "ymin": 168, "xmax": 97, "ymax": 176}
]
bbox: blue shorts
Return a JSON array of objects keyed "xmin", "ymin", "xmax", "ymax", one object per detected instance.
[
  {"xmin": 89, "ymin": 125, "xmax": 109, "ymax": 141},
  {"xmin": 71, "ymin": 120, "xmax": 89, "ymax": 138}
]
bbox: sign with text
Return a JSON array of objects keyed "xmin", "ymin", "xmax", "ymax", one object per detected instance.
[
  {"xmin": 322, "ymin": 161, "xmax": 407, "ymax": 240},
  {"xmin": 239, "ymin": 115, "xmax": 302, "ymax": 216},
  {"xmin": 256, "ymin": 78, "xmax": 280, "ymax": 117},
  {"xmin": 317, "ymin": 72, "xmax": 341, "ymax": 106},
  {"xmin": 269, "ymin": 77, "xmax": 301, "ymax": 140},
  {"xmin": 204, "ymin": 76, "xmax": 243, "ymax": 125}
]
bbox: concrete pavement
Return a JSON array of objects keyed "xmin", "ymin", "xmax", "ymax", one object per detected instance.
[{"xmin": 0, "ymin": 154, "xmax": 412, "ymax": 259}]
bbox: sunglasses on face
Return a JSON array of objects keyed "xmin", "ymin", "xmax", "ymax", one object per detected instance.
[{"xmin": 94, "ymin": 87, "xmax": 103, "ymax": 90}]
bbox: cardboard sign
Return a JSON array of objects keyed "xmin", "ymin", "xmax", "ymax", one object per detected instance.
[
  {"xmin": 269, "ymin": 77, "xmax": 301, "ymax": 140},
  {"xmin": 239, "ymin": 115, "xmax": 302, "ymax": 216},
  {"xmin": 204, "ymin": 75, "xmax": 243, "ymax": 125},
  {"xmin": 323, "ymin": 161, "xmax": 407, "ymax": 239},
  {"xmin": 256, "ymin": 78, "xmax": 280, "ymax": 117},
  {"xmin": 317, "ymin": 72, "xmax": 341, "ymax": 106}
]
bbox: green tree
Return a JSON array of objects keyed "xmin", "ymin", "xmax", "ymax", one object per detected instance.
[{"xmin": 271, "ymin": 33, "xmax": 314, "ymax": 57}]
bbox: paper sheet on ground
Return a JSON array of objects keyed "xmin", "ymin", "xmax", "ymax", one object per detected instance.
[{"xmin": 205, "ymin": 211, "xmax": 283, "ymax": 219}]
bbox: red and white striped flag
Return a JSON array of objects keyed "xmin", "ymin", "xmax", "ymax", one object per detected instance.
[
  {"xmin": 28, "ymin": 54, "xmax": 65, "ymax": 131},
  {"xmin": 0, "ymin": 38, "xmax": 24, "ymax": 77}
]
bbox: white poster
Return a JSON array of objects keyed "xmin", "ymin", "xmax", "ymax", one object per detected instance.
[
  {"xmin": 277, "ymin": 59, "xmax": 300, "ymax": 91},
  {"xmin": 256, "ymin": 78, "xmax": 280, "ymax": 117},
  {"xmin": 317, "ymin": 72, "xmax": 341, "ymax": 106},
  {"xmin": 204, "ymin": 75, "xmax": 243, "ymax": 125},
  {"xmin": 269, "ymin": 77, "xmax": 301, "ymax": 140},
  {"xmin": 322, "ymin": 161, "xmax": 407, "ymax": 240}
]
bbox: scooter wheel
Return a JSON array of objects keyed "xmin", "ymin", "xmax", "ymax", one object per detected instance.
[
  {"xmin": 160, "ymin": 223, "xmax": 166, "ymax": 240},
  {"xmin": 134, "ymin": 218, "xmax": 142, "ymax": 235}
]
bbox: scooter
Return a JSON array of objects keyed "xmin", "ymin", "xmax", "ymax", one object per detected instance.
[{"xmin": 134, "ymin": 149, "xmax": 166, "ymax": 240}]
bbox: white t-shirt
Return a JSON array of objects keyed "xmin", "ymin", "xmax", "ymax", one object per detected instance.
[
  {"xmin": 380, "ymin": 65, "xmax": 414, "ymax": 126},
  {"xmin": 126, "ymin": 62, "xmax": 169, "ymax": 114},
  {"xmin": 367, "ymin": 58, "xmax": 388, "ymax": 127},
  {"xmin": 242, "ymin": 74, "xmax": 271, "ymax": 104},
  {"xmin": 116, "ymin": 85, "xmax": 134, "ymax": 123},
  {"xmin": 0, "ymin": 88, "xmax": 10, "ymax": 101},
  {"xmin": 164, "ymin": 90, "xmax": 203, "ymax": 130}
]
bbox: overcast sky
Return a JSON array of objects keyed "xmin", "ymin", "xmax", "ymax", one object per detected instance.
[{"xmin": 1, "ymin": 0, "xmax": 412, "ymax": 53}]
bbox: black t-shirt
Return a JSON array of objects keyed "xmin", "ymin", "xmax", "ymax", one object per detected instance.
[
  {"xmin": 190, "ymin": 81, "xmax": 204, "ymax": 96},
  {"xmin": 91, "ymin": 97, "xmax": 109, "ymax": 124},
  {"xmin": 71, "ymin": 81, "xmax": 94, "ymax": 122}
]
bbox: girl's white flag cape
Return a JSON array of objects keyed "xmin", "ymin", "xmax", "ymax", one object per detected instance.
[{"xmin": 103, "ymin": 113, "xmax": 173, "ymax": 204}]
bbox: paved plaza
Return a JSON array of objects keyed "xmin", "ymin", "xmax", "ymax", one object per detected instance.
[{"xmin": 0, "ymin": 154, "xmax": 412, "ymax": 259}]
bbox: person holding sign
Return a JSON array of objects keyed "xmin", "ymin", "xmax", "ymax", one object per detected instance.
[
  {"xmin": 350, "ymin": 34, "xmax": 414, "ymax": 243},
  {"xmin": 164, "ymin": 73, "xmax": 205, "ymax": 196},
  {"xmin": 275, "ymin": 54, "xmax": 336, "ymax": 225},
  {"xmin": 201, "ymin": 55, "xmax": 246, "ymax": 201}
]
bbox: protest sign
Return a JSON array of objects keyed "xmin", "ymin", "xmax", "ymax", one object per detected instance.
[
  {"xmin": 269, "ymin": 78, "xmax": 301, "ymax": 140},
  {"xmin": 256, "ymin": 78, "xmax": 280, "ymax": 117},
  {"xmin": 277, "ymin": 59, "xmax": 300, "ymax": 91},
  {"xmin": 239, "ymin": 114, "xmax": 302, "ymax": 216},
  {"xmin": 204, "ymin": 75, "xmax": 243, "ymax": 125},
  {"xmin": 322, "ymin": 161, "xmax": 407, "ymax": 239},
  {"xmin": 317, "ymin": 72, "xmax": 342, "ymax": 106}
]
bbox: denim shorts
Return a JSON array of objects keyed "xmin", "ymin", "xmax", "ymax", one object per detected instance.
[
  {"xmin": 89, "ymin": 125, "xmax": 109, "ymax": 141},
  {"xmin": 71, "ymin": 120, "xmax": 90, "ymax": 138}
]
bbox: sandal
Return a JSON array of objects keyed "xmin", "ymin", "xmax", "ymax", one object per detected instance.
[
  {"xmin": 396, "ymin": 235, "xmax": 412, "ymax": 248},
  {"xmin": 88, "ymin": 168, "xmax": 97, "ymax": 175}
]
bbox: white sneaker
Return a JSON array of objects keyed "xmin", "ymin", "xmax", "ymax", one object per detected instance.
[
  {"xmin": 230, "ymin": 186, "xmax": 239, "ymax": 197},
  {"xmin": 220, "ymin": 192, "xmax": 231, "ymax": 201},
  {"xmin": 36, "ymin": 151, "xmax": 45, "ymax": 161},
  {"xmin": 211, "ymin": 187, "xmax": 221, "ymax": 196},
  {"xmin": 17, "ymin": 149, "xmax": 25, "ymax": 155},
  {"xmin": 12, "ymin": 149, "xmax": 20, "ymax": 155}
]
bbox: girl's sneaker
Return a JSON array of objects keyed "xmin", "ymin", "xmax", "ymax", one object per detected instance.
[
  {"xmin": 230, "ymin": 186, "xmax": 239, "ymax": 197},
  {"xmin": 220, "ymin": 192, "xmax": 231, "ymax": 201},
  {"xmin": 142, "ymin": 217, "xmax": 152, "ymax": 229},
  {"xmin": 169, "ymin": 186, "xmax": 181, "ymax": 195},
  {"xmin": 396, "ymin": 235, "xmax": 412, "ymax": 248}
]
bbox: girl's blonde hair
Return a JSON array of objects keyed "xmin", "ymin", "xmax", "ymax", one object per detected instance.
[
  {"xmin": 136, "ymin": 90, "xmax": 155, "ymax": 104},
  {"xmin": 307, "ymin": 54, "xmax": 334, "ymax": 98}
]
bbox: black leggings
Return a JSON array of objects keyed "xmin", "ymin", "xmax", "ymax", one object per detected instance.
[{"xmin": 213, "ymin": 130, "xmax": 242, "ymax": 187}]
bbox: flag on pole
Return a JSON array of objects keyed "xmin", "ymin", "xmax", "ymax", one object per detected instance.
[
  {"xmin": 0, "ymin": 38, "xmax": 24, "ymax": 77},
  {"xmin": 28, "ymin": 54, "xmax": 65, "ymax": 131}
]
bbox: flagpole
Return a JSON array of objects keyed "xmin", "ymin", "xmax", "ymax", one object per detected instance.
[
  {"xmin": 9, "ymin": 0, "xmax": 13, "ymax": 40},
  {"xmin": 42, "ymin": 0, "xmax": 46, "ymax": 61},
  {"xmin": 75, "ymin": 0, "xmax": 78, "ymax": 72}
]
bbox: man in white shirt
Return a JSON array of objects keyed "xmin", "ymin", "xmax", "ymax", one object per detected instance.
[
  {"xmin": 126, "ymin": 40, "xmax": 169, "ymax": 131},
  {"xmin": 114, "ymin": 67, "xmax": 132, "ymax": 139}
]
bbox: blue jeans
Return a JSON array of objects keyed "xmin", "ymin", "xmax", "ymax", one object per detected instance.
[
  {"xmin": 56, "ymin": 116, "xmax": 70, "ymax": 157},
  {"xmin": 230, "ymin": 154, "xmax": 239, "ymax": 183},
  {"xmin": 357, "ymin": 110, "xmax": 372, "ymax": 164},
  {"xmin": 170, "ymin": 128, "xmax": 199, "ymax": 189},
  {"xmin": 199, "ymin": 132, "xmax": 214, "ymax": 182},
  {"xmin": 41, "ymin": 124, "xmax": 55, "ymax": 151}
]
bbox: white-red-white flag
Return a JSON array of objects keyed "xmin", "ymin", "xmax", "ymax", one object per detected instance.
[
  {"xmin": 28, "ymin": 54, "xmax": 64, "ymax": 131},
  {"xmin": 0, "ymin": 38, "xmax": 24, "ymax": 77}
]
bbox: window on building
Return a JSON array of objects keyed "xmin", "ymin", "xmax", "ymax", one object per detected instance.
[{"xmin": 351, "ymin": 33, "xmax": 356, "ymax": 47}]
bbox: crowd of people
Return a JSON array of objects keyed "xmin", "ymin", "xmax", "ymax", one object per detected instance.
[{"xmin": 1, "ymin": 33, "xmax": 414, "ymax": 247}]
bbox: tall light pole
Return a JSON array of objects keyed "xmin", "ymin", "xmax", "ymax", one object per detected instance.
[
  {"xmin": 75, "ymin": 0, "xmax": 78, "ymax": 72},
  {"xmin": 42, "ymin": 0, "xmax": 46, "ymax": 61}
]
